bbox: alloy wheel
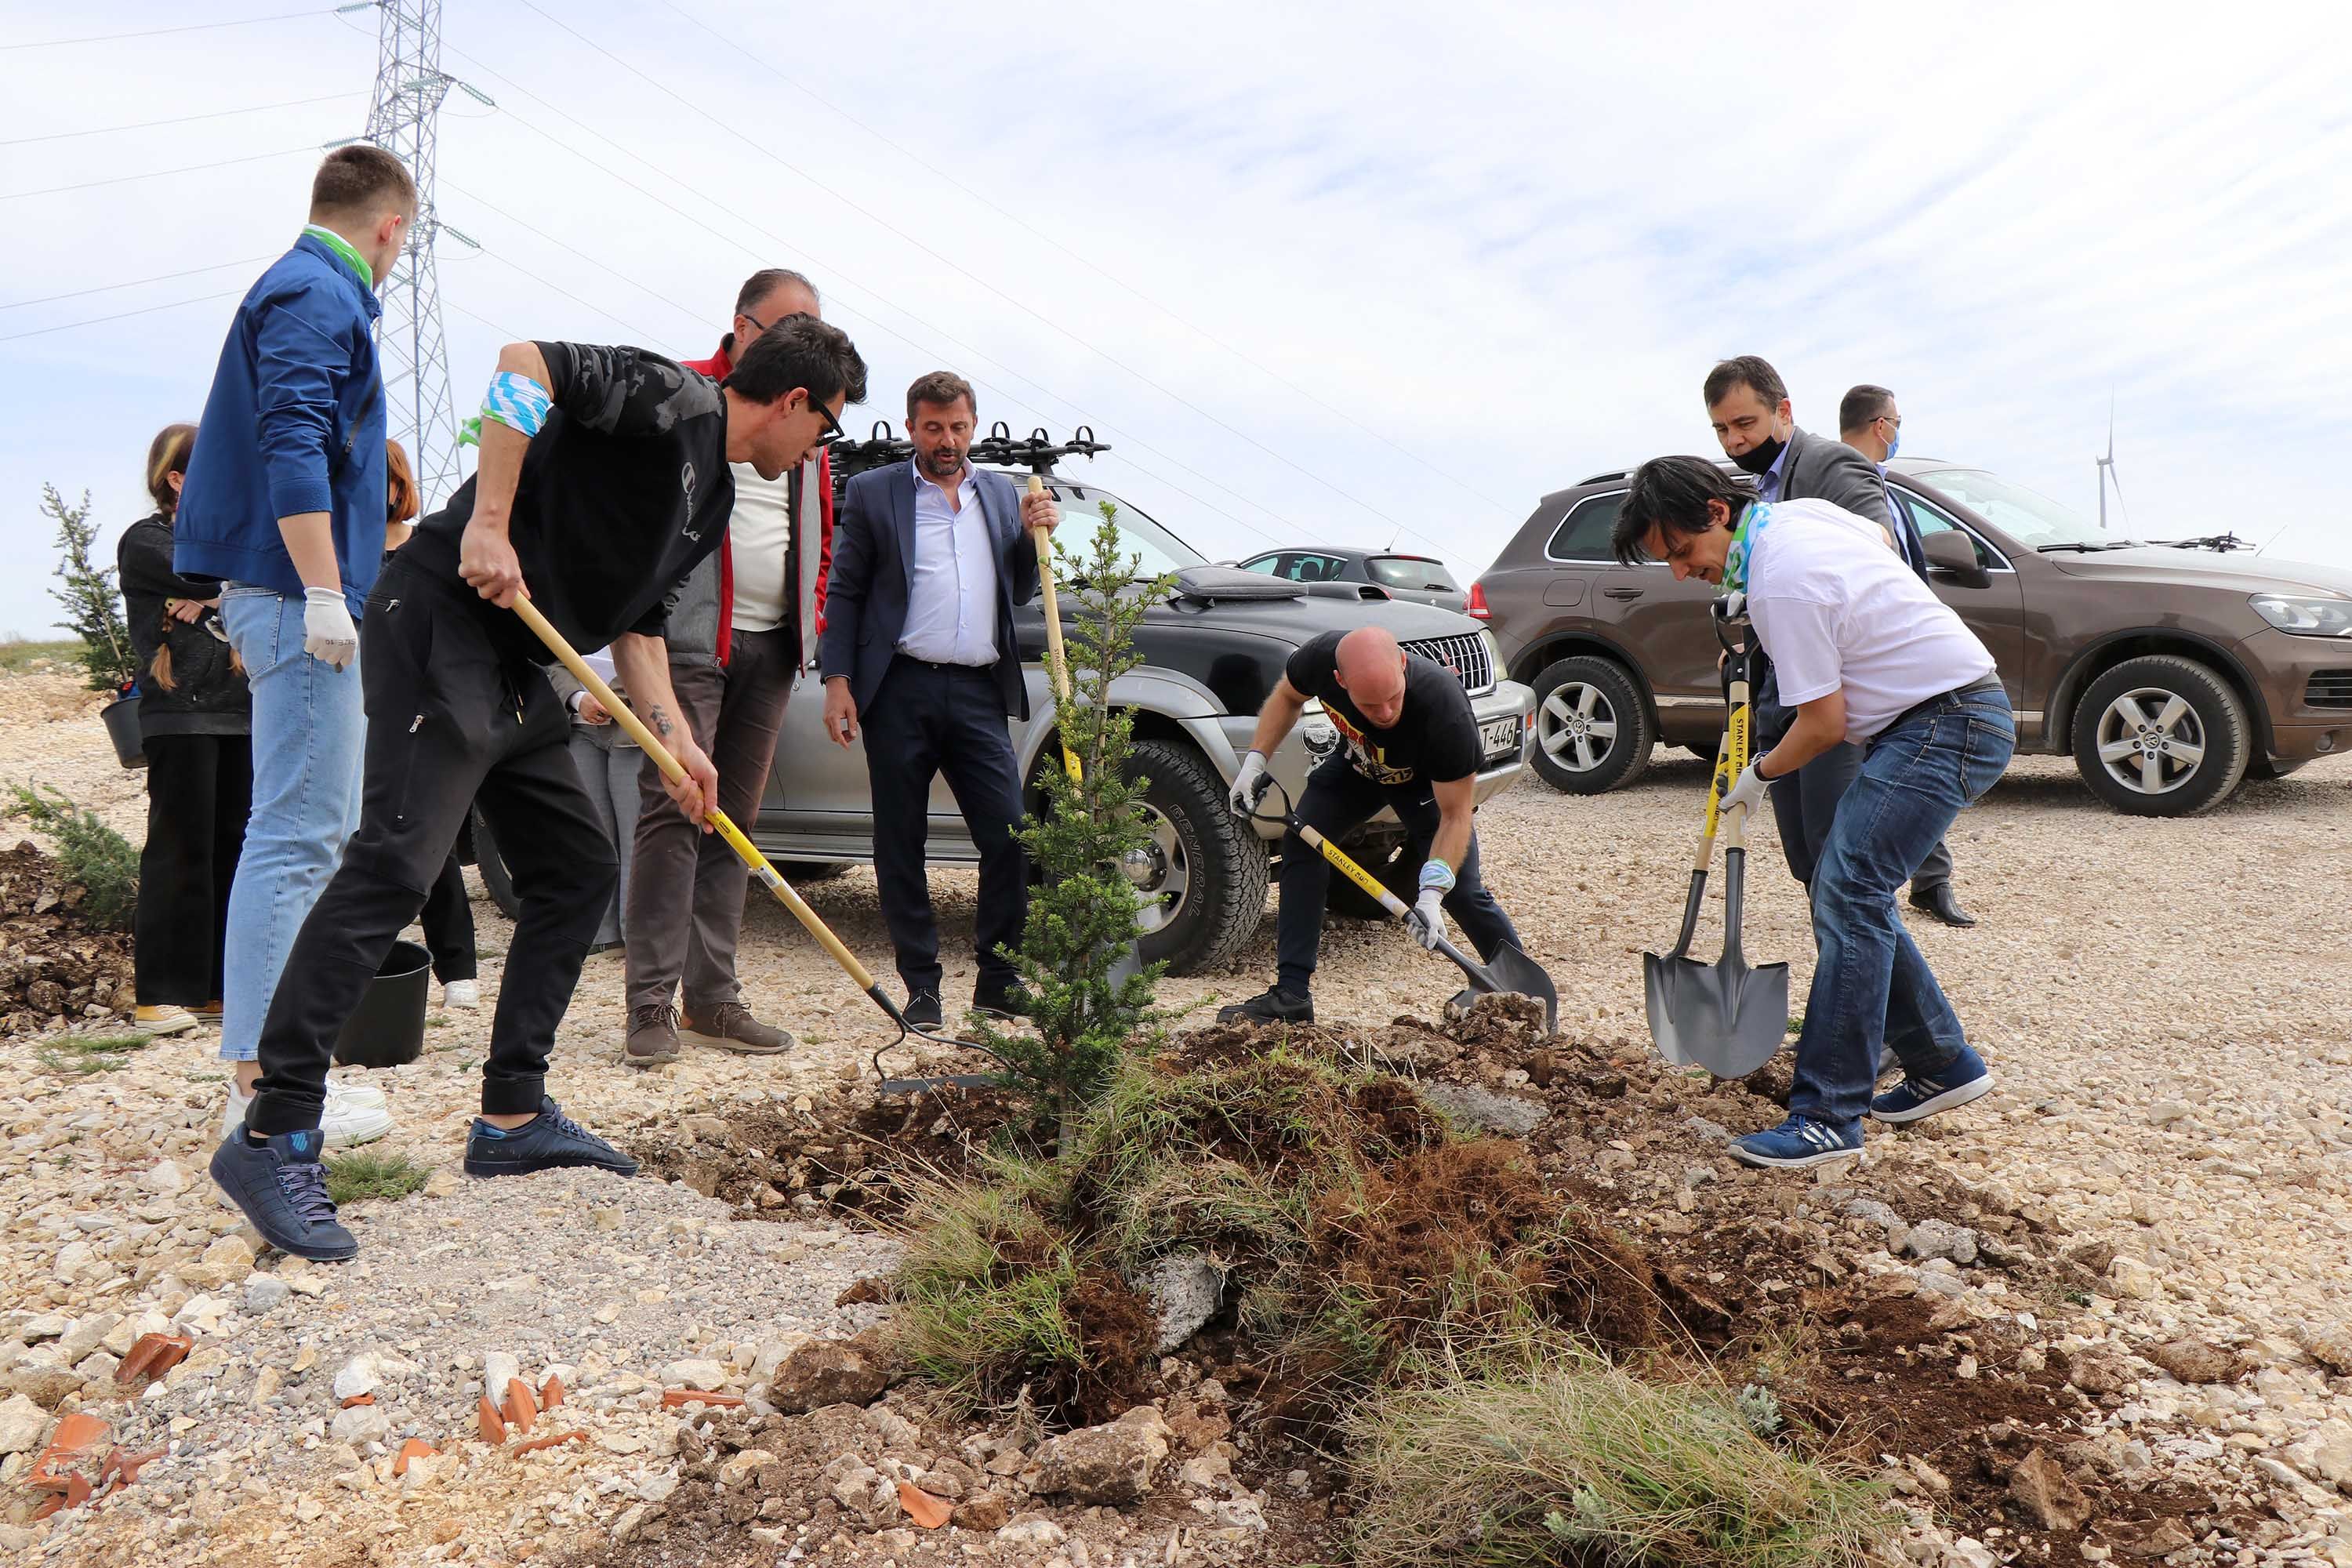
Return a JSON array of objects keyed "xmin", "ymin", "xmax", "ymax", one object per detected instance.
[
  {"xmin": 2093, "ymin": 687, "xmax": 2207, "ymax": 797},
  {"xmin": 1538, "ymin": 682, "xmax": 1620, "ymax": 773}
]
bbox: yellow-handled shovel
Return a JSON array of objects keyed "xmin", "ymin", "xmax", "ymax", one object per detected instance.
[{"xmin": 510, "ymin": 597, "xmax": 1012, "ymax": 1094}]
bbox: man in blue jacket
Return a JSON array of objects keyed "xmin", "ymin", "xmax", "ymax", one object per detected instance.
[{"xmin": 175, "ymin": 145, "xmax": 415, "ymax": 1149}]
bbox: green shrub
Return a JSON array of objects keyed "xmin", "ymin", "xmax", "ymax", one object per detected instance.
[
  {"xmin": 324, "ymin": 1149, "xmax": 432, "ymax": 1205},
  {"xmin": 7, "ymin": 784, "xmax": 138, "ymax": 930},
  {"xmin": 42, "ymin": 485, "xmax": 136, "ymax": 693}
]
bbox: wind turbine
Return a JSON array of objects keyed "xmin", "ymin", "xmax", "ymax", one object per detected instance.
[{"xmin": 2096, "ymin": 396, "xmax": 2124, "ymax": 531}]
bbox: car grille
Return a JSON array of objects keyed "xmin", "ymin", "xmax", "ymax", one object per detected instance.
[
  {"xmin": 1404, "ymin": 633, "xmax": 1494, "ymax": 696},
  {"xmin": 2308, "ymin": 670, "xmax": 2352, "ymax": 710}
]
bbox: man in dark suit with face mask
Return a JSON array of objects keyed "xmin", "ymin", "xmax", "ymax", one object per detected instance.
[{"xmin": 1702, "ymin": 357, "xmax": 1972, "ymax": 928}]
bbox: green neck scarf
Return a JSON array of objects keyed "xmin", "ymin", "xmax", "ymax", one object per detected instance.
[{"xmin": 302, "ymin": 224, "xmax": 374, "ymax": 290}]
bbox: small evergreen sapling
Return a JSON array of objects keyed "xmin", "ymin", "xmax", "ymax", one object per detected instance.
[
  {"xmin": 44, "ymin": 485, "xmax": 137, "ymax": 694},
  {"xmin": 974, "ymin": 500, "xmax": 1179, "ymax": 1131}
]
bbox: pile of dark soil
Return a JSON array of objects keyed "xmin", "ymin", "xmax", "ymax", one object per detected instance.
[{"xmin": 0, "ymin": 841, "xmax": 133, "ymax": 1036}]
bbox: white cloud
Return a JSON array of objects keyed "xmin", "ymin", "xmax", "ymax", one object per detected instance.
[{"xmin": 4, "ymin": 0, "xmax": 2349, "ymax": 646}]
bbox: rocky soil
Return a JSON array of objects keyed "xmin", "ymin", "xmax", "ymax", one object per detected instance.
[{"xmin": 4, "ymin": 665, "xmax": 2352, "ymax": 1566}]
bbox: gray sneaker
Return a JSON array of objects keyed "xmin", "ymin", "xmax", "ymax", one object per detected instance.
[
  {"xmin": 626, "ymin": 1004, "xmax": 681, "ymax": 1069},
  {"xmin": 680, "ymin": 1000, "xmax": 793, "ymax": 1055}
]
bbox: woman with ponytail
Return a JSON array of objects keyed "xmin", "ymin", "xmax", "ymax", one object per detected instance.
[{"xmin": 118, "ymin": 423, "xmax": 252, "ymax": 1037}]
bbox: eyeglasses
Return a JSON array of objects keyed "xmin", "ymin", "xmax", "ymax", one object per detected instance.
[
  {"xmin": 1878, "ymin": 414, "xmax": 1903, "ymax": 430},
  {"xmin": 739, "ymin": 310, "xmax": 771, "ymax": 337},
  {"xmin": 810, "ymin": 398, "xmax": 846, "ymax": 448}
]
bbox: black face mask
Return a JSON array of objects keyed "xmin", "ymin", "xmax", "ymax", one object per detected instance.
[{"xmin": 1730, "ymin": 433, "xmax": 1786, "ymax": 476}]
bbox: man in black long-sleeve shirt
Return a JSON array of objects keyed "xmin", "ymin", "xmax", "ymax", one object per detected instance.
[{"xmin": 210, "ymin": 316, "xmax": 868, "ymax": 1261}]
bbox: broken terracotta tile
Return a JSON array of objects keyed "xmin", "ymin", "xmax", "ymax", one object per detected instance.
[
  {"xmin": 539, "ymin": 1374, "xmax": 564, "ymax": 1409},
  {"xmin": 510, "ymin": 1429, "xmax": 586, "ymax": 1456},
  {"xmin": 503, "ymin": 1377, "xmax": 537, "ymax": 1434},
  {"xmin": 659, "ymin": 1388, "xmax": 745, "ymax": 1409},
  {"xmin": 897, "ymin": 1480, "xmax": 953, "ymax": 1530},
  {"xmin": 340, "ymin": 1393, "xmax": 376, "ymax": 1408},
  {"xmin": 99, "ymin": 1447, "xmax": 165, "ymax": 1490},
  {"xmin": 29, "ymin": 1414, "xmax": 110, "ymax": 1492},
  {"xmin": 31, "ymin": 1472, "xmax": 93, "ymax": 1518},
  {"xmin": 477, "ymin": 1394, "xmax": 506, "ymax": 1444},
  {"xmin": 393, "ymin": 1439, "xmax": 437, "ymax": 1477},
  {"xmin": 114, "ymin": 1333, "xmax": 192, "ymax": 1388}
]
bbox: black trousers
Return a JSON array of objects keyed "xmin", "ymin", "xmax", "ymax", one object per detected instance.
[
  {"xmin": 1755, "ymin": 658, "xmax": 1952, "ymax": 895},
  {"xmin": 249, "ymin": 558, "xmax": 616, "ymax": 1135},
  {"xmin": 1276, "ymin": 754, "xmax": 1520, "ymax": 997},
  {"xmin": 419, "ymin": 851, "xmax": 477, "ymax": 983},
  {"xmin": 135, "ymin": 732, "xmax": 251, "ymax": 1007},
  {"xmin": 863, "ymin": 656, "xmax": 1026, "ymax": 995}
]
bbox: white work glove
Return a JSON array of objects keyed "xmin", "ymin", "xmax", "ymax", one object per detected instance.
[
  {"xmin": 1719, "ymin": 759, "xmax": 1770, "ymax": 820},
  {"xmin": 1406, "ymin": 887, "xmax": 1446, "ymax": 949},
  {"xmin": 302, "ymin": 586, "xmax": 358, "ymax": 671},
  {"xmin": 1228, "ymin": 750, "xmax": 1270, "ymax": 818}
]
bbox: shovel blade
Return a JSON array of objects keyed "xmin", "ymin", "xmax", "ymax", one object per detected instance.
[
  {"xmin": 1643, "ymin": 953, "xmax": 1789, "ymax": 1079},
  {"xmin": 1475, "ymin": 941, "xmax": 1559, "ymax": 1036}
]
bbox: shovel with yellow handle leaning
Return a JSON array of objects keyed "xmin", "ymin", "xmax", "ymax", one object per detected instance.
[
  {"xmin": 510, "ymin": 597, "xmax": 1015, "ymax": 1094},
  {"xmin": 1641, "ymin": 599, "xmax": 1789, "ymax": 1077}
]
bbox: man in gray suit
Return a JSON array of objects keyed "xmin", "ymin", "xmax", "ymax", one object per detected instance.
[
  {"xmin": 818, "ymin": 371, "xmax": 1061, "ymax": 1029},
  {"xmin": 1702, "ymin": 357, "xmax": 1972, "ymax": 927}
]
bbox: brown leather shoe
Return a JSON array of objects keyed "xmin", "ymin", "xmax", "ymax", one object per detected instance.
[
  {"xmin": 626, "ymin": 1004, "xmax": 681, "ymax": 1069},
  {"xmin": 679, "ymin": 1000, "xmax": 793, "ymax": 1055}
]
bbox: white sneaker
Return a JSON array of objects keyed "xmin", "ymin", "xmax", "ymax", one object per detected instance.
[
  {"xmin": 442, "ymin": 979, "xmax": 481, "ymax": 1010},
  {"xmin": 221, "ymin": 1080, "xmax": 395, "ymax": 1148}
]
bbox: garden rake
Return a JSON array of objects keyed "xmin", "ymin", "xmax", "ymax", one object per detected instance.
[{"xmin": 510, "ymin": 597, "xmax": 1015, "ymax": 1095}]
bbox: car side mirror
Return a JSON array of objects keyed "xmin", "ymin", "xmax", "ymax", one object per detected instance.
[{"xmin": 1922, "ymin": 530, "xmax": 1991, "ymax": 589}]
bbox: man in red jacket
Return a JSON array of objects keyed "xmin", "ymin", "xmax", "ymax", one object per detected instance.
[{"xmin": 623, "ymin": 267, "xmax": 837, "ymax": 1067}]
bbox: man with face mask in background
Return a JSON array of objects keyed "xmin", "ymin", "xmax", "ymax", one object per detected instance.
[{"xmin": 1703, "ymin": 358, "xmax": 1969, "ymax": 929}]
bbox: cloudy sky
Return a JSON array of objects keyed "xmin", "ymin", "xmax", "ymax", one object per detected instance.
[{"xmin": 5, "ymin": 1, "xmax": 2349, "ymax": 642}]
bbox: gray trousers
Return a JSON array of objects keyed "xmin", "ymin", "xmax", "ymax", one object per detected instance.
[
  {"xmin": 568, "ymin": 727, "xmax": 641, "ymax": 949},
  {"xmin": 622, "ymin": 626, "xmax": 796, "ymax": 1014},
  {"xmin": 1769, "ymin": 741, "xmax": 1953, "ymax": 894}
]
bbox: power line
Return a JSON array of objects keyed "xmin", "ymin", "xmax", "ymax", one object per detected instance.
[
  {"xmin": 441, "ymin": 179, "xmax": 706, "ymax": 335},
  {"xmin": 435, "ymin": 48, "xmax": 1290, "ymax": 545},
  {"xmin": 0, "ymin": 289, "xmax": 245, "ymax": 344},
  {"xmin": 0, "ymin": 145, "xmax": 318, "ymax": 201},
  {"xmin": 1, "ymin": 258, "xmax": 274, "ymax": 312},
  {"xmin": 0, "ymin": 93, "xmax": 358, "ymax": 147},
  {"xmin": 657, "ymin": 0, "xmax": 1522, "ymax": 521},
  {"xmin": 2, "ymin": 7, "xmax": 344, "ymax": 51},
  {"xmin": 476, "ymin": 250, "xmax": 669, "ymax": 345},
  {"xmin": 510, "ymin": 0, "xmax": 1450, "ymax": 557}
]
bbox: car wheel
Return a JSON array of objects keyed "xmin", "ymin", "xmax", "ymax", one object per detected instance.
[
  {"xmin": 2072, "ymin": 655, "xmax": 2251, "ymax": 817},
  {"xmin": 470, "ymin": 807, "xmax": 521, "ymax": 920},
  {"xmin": 1123, "ymin": 739, "xmax": 1270, "ymax": 976},
  {"xmin": 1529, "ymin": 655, "xmax": 1653, "ymax": 794}
]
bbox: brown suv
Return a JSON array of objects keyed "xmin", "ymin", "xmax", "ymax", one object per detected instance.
[{"xmin": 1472, "ymin": 458, "xmax": 2352, "ymax": 815}]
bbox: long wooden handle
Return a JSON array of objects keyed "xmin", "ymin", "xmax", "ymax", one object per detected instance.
[
  {"xmin": 1294, "ymin": 821, "xmax": 1414, "ymax": 920},
  {"xmin": 509, "ymin": 597, "xmax": 879, "ymax": 990},
  {"xmin": 1692, "ymin": 729, "xmax": 1732, "ymax": 873},
  {"xmin": 1722, "ymin": 664, "xmax": 1752, "ymax": 851},
  {"xmin": 1028, "ymin": 476, "xmax": 1084, "ymax": 785}
]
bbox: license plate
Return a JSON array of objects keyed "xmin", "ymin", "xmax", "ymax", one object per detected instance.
[{"xmin": 1480, "ymin": 715, "xmax": 1522, "ymax": 760}]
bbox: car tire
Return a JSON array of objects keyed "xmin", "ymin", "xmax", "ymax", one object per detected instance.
[
  {"xmin": 1529, "ymin": 655, "xmax": 1653, "ymax": 795},
  {"xmin": 1124, "ymin": 739, "xmax": 1269, "ymax": 976},
  {"xmin": 470, "ymin": 806, "xmax": 521, "ymax": 920},
  {"xmin": 2071, "ymin": 655, "xmax": 2251, "ymax": 817}
]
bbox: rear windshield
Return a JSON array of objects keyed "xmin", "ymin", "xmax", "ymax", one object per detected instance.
[{"xmin": 1364, "ymin": 556, "xmax": 1460, "ymax": 592}]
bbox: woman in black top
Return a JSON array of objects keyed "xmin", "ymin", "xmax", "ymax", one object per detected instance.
[{"xmin": 117, "ymin": 423, "xmax": 252, "ymax": 1037}]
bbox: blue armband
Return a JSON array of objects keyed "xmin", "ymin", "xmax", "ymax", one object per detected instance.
[
  {"xmin": 477, "ymin": 371, "xmax": 552, "ymax": 440},
  {"xmin": 1417, "ymin": 858, "xmax": 1456, "ymax": 894}
]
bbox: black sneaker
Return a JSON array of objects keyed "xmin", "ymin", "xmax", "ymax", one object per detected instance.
[
  {"xmin": 1215, "ymin": 985, "xmax": 1314, "ymax": 1025},
  {"xmin": 464, "ymin": 1096, "xmax": 639, "ymax": 1179},
  {"xmin": 902, "ymin": 989, "xmax": 944, "ymax": 1031},
  {"xmin": 209, "ymin": 1127, "xmax": 358, "ymax": 1262},
  {"xmin": 972, "ymin": 981, "xmax": 1036, "ymax": 1021}
]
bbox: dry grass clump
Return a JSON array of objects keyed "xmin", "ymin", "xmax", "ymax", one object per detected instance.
[{"xmin": 1343, "ymin": 1337, "xmax": 1889, "ymax": 1568}]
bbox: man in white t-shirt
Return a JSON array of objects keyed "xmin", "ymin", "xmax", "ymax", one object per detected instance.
[{"xmin": 1613, "ymin": 456, "xmax": 2015, "ymax": 1169}]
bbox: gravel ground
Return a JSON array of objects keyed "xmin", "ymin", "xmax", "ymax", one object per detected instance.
[{"xmin": 6, "ymin": 665, "xmax": 2352, "ymax": 1564}]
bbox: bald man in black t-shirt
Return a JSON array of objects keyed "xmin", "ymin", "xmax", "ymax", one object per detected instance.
[{"xmin": 1219, "ymin": 626, "xmax": 1523, "ymax": 1024}]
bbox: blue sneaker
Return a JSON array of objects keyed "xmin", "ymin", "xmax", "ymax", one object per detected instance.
[
  {"xmin": 1730, "ymin": 1115, "xmax": 1865, "ymax": 1170},
  {"xmin": 209, "ymin": 1127, "xmax": 358, "ymax": 1261},
  {"xmin": 1871, "ymin": 1045, "xmax": 1993, "ymax": 1123},
  {"xmin": 464, "ymin": 1096, "xmax": 639, "ymax": 1179}
]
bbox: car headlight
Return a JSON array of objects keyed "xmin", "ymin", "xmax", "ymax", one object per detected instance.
[{"xmin": 2250, "ymin": 593, "xmax": 2352, "ymax": 637}]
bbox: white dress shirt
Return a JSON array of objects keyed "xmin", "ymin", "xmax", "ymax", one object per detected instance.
[{"xmin": 897, "ymin": 459, "xmax": 1000, "ymax": 666}]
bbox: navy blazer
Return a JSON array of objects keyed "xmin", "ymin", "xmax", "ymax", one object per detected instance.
[{"xmin": 818, "ymin": 463, "xmax": 1041, "ymax": 720}]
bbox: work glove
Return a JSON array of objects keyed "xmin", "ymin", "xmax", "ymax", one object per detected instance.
[
  {"xmin": 1228, "ymin": 750, "xmax": 1271, "ymax": 818},
  {"xmin": 1406, "ymin": 887, "xmax": 1446, "ymax": 950},
  {"xmin": 1719, "ymin": 759, "xmax": 1771, "ymax": 821},
  {"xmin": 302, "ymin": 586, "xmax": 358, "ymax": 671}
]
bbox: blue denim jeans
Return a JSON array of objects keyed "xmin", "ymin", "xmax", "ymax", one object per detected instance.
[
  {"xmin": 1788, "ymin": 687, "xmax": 2014, "ymax": 1126},
  {"xmin": 216, "ymin": 586, "xmax": 367, "ymax": 1062}
]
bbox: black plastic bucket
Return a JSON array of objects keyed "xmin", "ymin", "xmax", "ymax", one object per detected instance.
[
  {"xmin": 102, "ymin": 696, "xmax": 146, "ymax": 769},
  {"xmin": 331, "ymin": 940, "xmax": 431, "ymax": 1069}
]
